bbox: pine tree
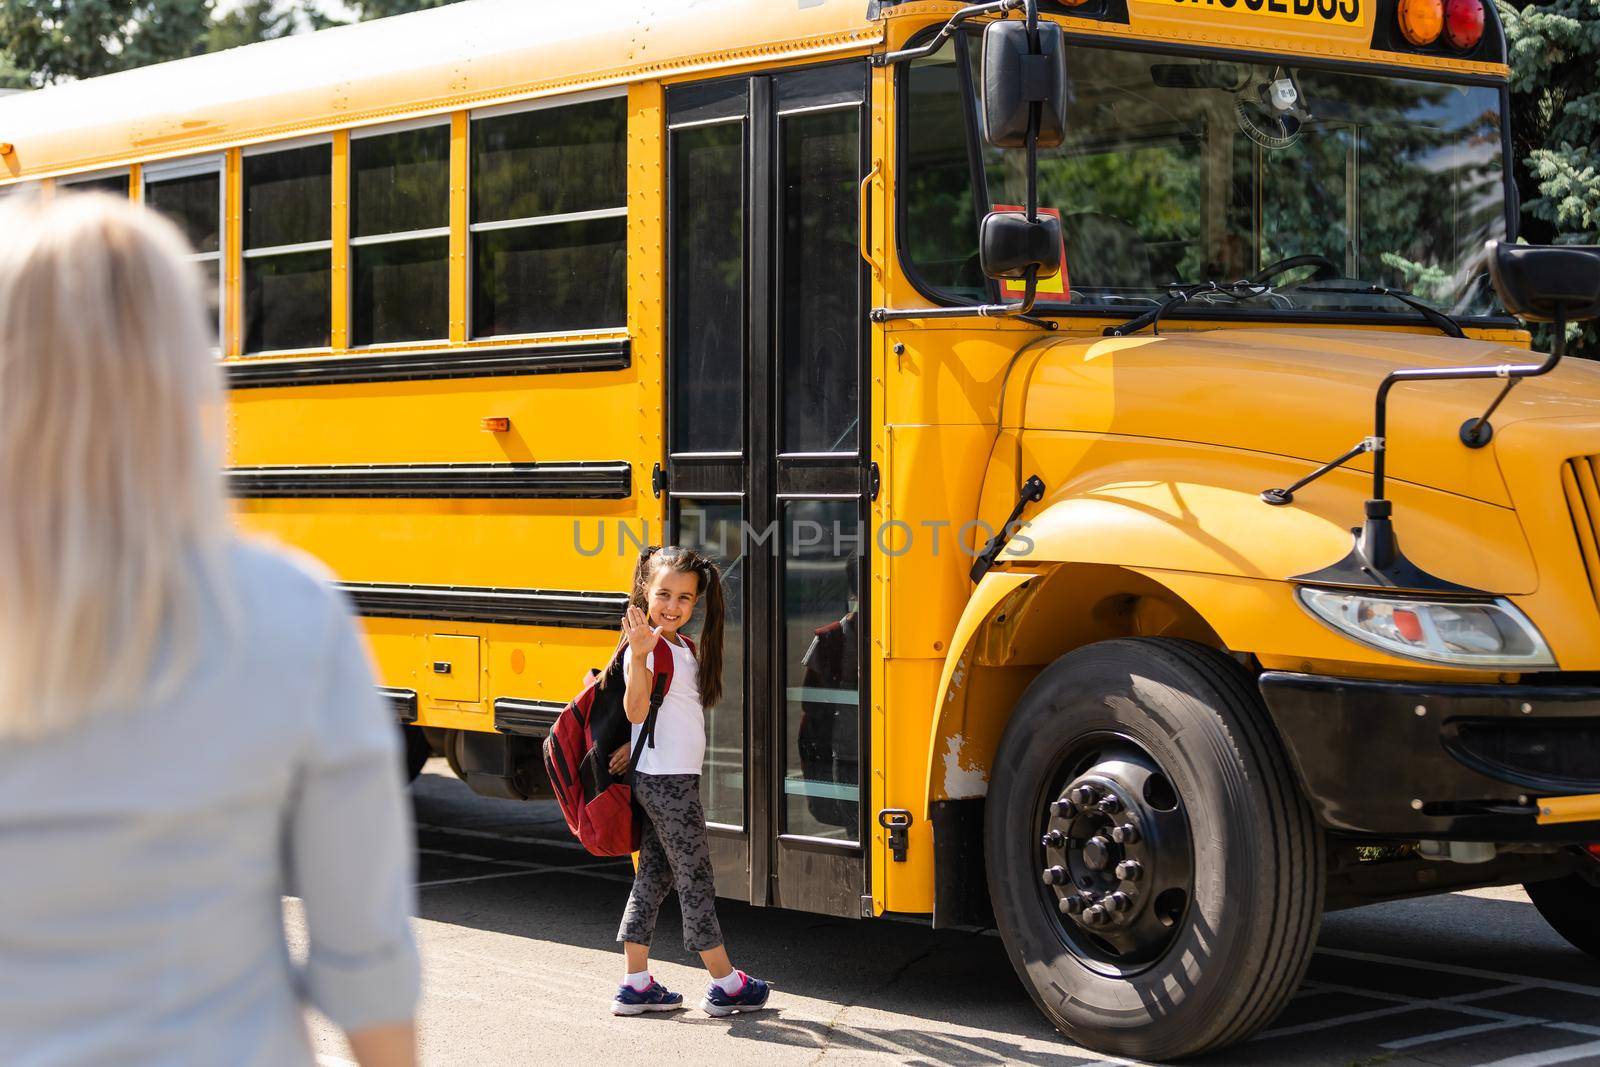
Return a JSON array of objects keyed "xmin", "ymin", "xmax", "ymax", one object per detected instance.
[{"xmin": 1500, "ymin": 0, "xmax": 1600, "ymax": 353}]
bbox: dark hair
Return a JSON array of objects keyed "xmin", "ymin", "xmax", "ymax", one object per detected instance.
[{"xmin": 614, "ymin": 544, "xmax": 726, "ymax": 710}]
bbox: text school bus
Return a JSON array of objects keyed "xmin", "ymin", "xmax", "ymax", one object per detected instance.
[{"xmin": 5, "ymin": 0, "xmax": 1600, "ymax": 1056}]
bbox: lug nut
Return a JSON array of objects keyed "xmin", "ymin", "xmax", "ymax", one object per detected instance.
[
  {"xmin": 1069, "ymin": 785, "xmax": 1099, "ymax": 809},
  {"xmin": 1105, "ymin": 891, "xmax": 1133, "ymax": 914},
  {"xmin": 1049, "ymin": 799, "xmax": 1074, "ymax": 818},
  {"xmin": 1111, "ymin": 822, "xmax": 1140, "ymax": 845},
  {"xmin": 1082, "ymin": 904, "xmax": 1109, "ymax": 926},
  {"xmin": 1114, "ymin": 859, "xmax": 1143, "ymax": 881},
  {"xmin": 1041, "ymin": 829, "xmax": 1065, "ymax": 849},
  {"xmin": 1059, "ymin": 894, "xmax": 1085, "ymax": 915},
  {"xmin": 1041, "ymin": 865, "xmax": 1069, "ymax": 886},
  {"xmin": 1097, "ymin": 795, "xmax": 1123, "ymax": 815}
]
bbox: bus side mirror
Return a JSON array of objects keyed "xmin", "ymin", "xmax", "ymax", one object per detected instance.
[
  {"xmin": 980, "ymin": 19, "xmax": 1067, "ymax": 149},
  {"xmin": 1486, "ymin": 240, "xmax": 1600, "ymax": 323},
  {"xmin": 980, "ymin": 210, "xmax": 1062, "ymax": 281}
]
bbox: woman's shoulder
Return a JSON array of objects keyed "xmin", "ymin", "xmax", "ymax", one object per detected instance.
[{"xmin": 224, "ymin": 537, "xmax": 353, "ymax": 641}]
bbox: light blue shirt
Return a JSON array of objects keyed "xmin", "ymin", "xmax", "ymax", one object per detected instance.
[{"xmin": 0, "ymin": 540, "xmax": 420, "ymax": 1067}]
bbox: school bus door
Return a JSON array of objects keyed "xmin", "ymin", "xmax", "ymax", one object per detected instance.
[{"xmin": 663, "ymin": 62, "xmax": 870, "ymax": 918}]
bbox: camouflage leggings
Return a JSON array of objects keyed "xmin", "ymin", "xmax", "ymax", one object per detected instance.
[{"xmin": 617, "ymin": 773, "xmax": 724, "ymax": 953}]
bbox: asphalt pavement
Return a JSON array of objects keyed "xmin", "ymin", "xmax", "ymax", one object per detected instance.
[{"xmin": 290, "ymin": 762, "xmax": 1600, "ymax": 1067}]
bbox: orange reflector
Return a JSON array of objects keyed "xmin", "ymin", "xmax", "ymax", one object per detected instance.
[
  {"xmin": 481, "ymin": 416, "xmax": 511, "ymax": 433},
  {"xmin": 1393, "ymin": 609, "xmax": 1424, "ymax": 643},
  {"xmin": 1444, "ymin": 0, "xmax": 1485, "ymax": 49},
  {"xmin": 1535, "ymin": 794, "xmax": 1600, "ymax": 826},
  {"xmin": 1397, "ymin": 0, "xmax": 1444, "ymax": 45}
]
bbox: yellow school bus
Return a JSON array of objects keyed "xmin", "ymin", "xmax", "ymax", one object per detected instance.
[{"xmin": 5, "ymin": 0, "xmax": 1600, "ymax": 1055}]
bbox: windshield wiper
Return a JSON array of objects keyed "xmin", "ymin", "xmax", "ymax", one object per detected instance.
[
  {"xmin": 1298, "ymin": 284, "xmax": 1464, "ymax": 339},
  {"xmin": 1103, "ymin": 281, "xmax": 1270, "ymax": 337}
]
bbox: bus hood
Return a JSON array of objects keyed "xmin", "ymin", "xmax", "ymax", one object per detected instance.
[{"xmin": 1019, "ymin": 327, "xmax": 1600, "ymax": 507}]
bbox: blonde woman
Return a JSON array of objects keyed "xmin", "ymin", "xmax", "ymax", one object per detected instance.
[{"xmin": 0, "ymin": 195, "xmax": 420, "ymax": 1067}]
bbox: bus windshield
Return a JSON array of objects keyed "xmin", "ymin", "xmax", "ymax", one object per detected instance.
[{"xmin": 902, "ymin": 38, "xmax": 1510, "ymax": 320}]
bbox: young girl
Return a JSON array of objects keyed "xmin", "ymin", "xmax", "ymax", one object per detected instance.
[{"xmin": 604, "ymin": 545, "xmax": 771, "ymax": 1017}]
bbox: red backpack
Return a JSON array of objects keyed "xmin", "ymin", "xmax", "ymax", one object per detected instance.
[{"xmin": 542, "ymin": 633, "xmax": 695, "ymax": 856}]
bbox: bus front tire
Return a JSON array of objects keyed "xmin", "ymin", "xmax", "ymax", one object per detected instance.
[
  {"xmin": 984, "ymin": 637, "xmax": 1324, "ymax": 1061},
  {"xmin": 1526, "ymin": 871, "xmax": 1600, "ymax": 960}
]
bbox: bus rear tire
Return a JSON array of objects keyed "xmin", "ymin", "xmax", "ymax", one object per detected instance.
[
  {"xmin": 1526, "ymin": 871, "xmax": 1600, "ymax": 959},
  {"xmin": 401, "ymin": 724, "xmax": 432, "ymax": 783},
  {"xmin": 984, "ymin": 637, "xmax": 1324, "ymax": 1060}
]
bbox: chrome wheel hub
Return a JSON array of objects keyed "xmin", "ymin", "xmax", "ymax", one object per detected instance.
[{"xmin": 1038, "ymin": 745, "xmax": 1193, "ymax": 964}]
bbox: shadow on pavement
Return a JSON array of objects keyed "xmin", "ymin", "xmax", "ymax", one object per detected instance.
[{"xmin": 407, "ymin": 768, "xmax": 1600, "ymax": 1066}]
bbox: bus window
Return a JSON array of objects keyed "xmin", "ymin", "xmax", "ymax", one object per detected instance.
[
  {"xmin": 779, "ymin": 107, "xmax": 860, "ymax": 455},
  {"xmin": 243, "ymin": 142, "xmax": 332, "ymax": 353},
  {"xmin": 675, "ymin": 498, "xmax": 747, "ymax": 829},
  {"xmin": 469, "ymin": 94, "xmax": 626, "ymax": 338},
  {"xmin": 901, "ymin": 44, "xmax": 987, "ymax": 303},
  {"xmin": 59, "ymin": 173, "xmax": 130, "ymax": 198},
  {"xmin": 350, "ymin": 122, "xmax": 450, "ymax": 346},
  {"xmin": 144, "ymin": 160, "xmax": 224, "ymax": 346},
  {"xmin": 669, "ymin": 120, "xmax": 744, "ymax": 455},
  {"xmin": 904, "ymin": 41, "xmax": 1508, "ymax": 320}
]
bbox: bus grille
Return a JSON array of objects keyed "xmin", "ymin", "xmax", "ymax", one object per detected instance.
[{"xmin": 1560, "ymin": 456, "xmax": 1600, "ymax": 606}]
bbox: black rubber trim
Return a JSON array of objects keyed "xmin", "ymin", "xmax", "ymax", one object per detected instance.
[
  {"xmin": 228, "ymin": 461, "xmax": 631, "ymax": 499},
  {"xmin": 1259, "ymin": 671, "xmax": 1600, "ymax": 838},
  {"xmin": 380, "ymin": 686, "xmax": 418, "ymax": 723},
  {"xmin": 341, "ymin": 582, "xmax": 628, "ymax": 629},
  {"xmin": 225, "ymin": 339, "xmax": 630, "ymax": 390},
  {"xmin": 494, "ymin": 697, "xmax": 566, "ymax": 737}
]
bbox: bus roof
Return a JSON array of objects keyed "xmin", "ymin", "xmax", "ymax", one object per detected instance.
[
  {"xmin": 0, "ymin": 0, "xmax": 1509, "ymax": 184},
  {"xmin": 0, "ymin": 0, "xmax": 881, "ymax": 182}
]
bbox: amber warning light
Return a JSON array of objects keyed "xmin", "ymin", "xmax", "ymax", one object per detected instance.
[
  {"xmin": 1397, "ymin": 0, "xmax": 1483, "ymax": 49},
  {"xmin": 481, "ymin": 417, "xmax": 511, "ymax": 433}
]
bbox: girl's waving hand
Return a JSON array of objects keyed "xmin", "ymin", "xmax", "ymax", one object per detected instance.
[{"xmin": 622, "ymin": 605, "xmax": 660, "ymax": 658}]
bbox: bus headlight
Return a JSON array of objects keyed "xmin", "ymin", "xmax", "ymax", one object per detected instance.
[{"xmin": 1296, "ymin": 588, "xmax": 1556, "ymax": 668}]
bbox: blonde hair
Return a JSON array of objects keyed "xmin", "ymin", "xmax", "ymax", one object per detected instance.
[{"xmin": 0, "ymin": 193, "xmax": 232, "ymax": 739}]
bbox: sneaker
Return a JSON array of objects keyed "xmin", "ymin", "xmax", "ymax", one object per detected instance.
[
  {"xmin": 700, "ymin": 971, "xmax": 771, "ymax": 1017},
  {"xmin": 611, "ymin": 978, "xmax": 684, "ymax": 1015}
]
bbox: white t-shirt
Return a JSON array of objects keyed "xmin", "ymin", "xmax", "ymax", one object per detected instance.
[{"xmin": 631, "ymin": 636, "xmax": 705, "ymax": 776}]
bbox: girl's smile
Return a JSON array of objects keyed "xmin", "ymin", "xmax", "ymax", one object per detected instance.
[{"xmin": 647, "ymin": 569, "xmax": 700, "ymax": 636}]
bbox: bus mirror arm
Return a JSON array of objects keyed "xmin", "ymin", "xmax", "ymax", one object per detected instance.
[
  {"xmin": 1258, "ymin": 335, "xmax": 1568, "ymax": 594},
  {"xmin": 869, "ymin": 0, "xmax": 1026, "ymax": 68},
  {"xmin": 870, "ymin": 0, "xmax": 1064, "ymax": 331},
  {"xmin": 1259, "ymin": 241, "xmax": 1600, "ymax": 594}
]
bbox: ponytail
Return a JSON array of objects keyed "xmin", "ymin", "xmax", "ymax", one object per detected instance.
[{"xmin": 692, "ymin": 557, "xmax": 725, "ymax": 711}]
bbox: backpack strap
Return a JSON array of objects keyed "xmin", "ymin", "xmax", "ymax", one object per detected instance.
[{"xmin": 626, "ymin": 637, "xmax": 675, "ymax": 774}]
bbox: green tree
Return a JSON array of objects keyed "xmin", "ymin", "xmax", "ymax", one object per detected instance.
[
  {"xmin": 0, "ymin": 0, "xmax": 364, "ymax": 87},
  {"xmin": 208, "ymin": 1, "xmax": 299, "ymax": 50},
  {"xmin": 356, "ymin": 0, "xmax": 466, "ymax": 18},
  {"xmin": 0, "ymin": 0, "xmax": 216, "ymax": 86}
]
